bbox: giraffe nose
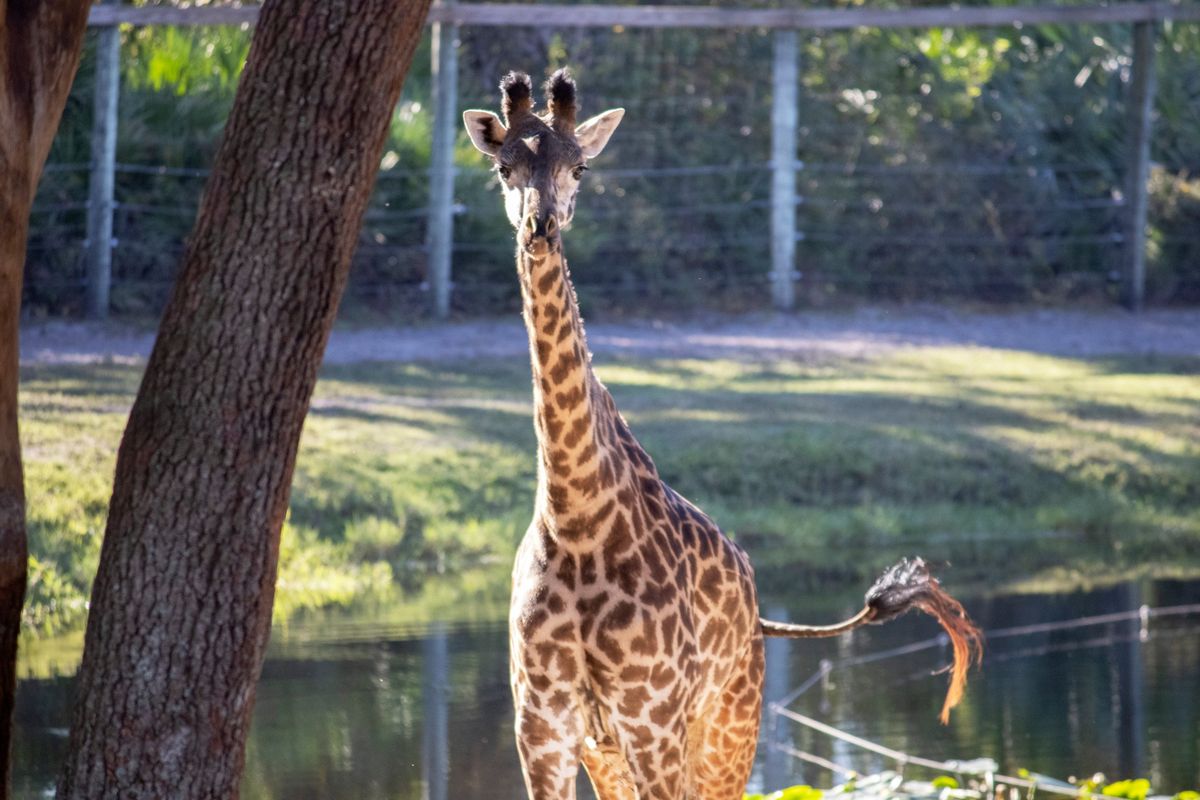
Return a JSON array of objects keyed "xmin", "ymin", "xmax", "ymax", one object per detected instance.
[
  {"xmin": 521, "ymin": 212, "xmax": 558, "ymax": 255},
  {"xmin": 525, "ymin": 211, "xmax": 557, "ymax": 240}
]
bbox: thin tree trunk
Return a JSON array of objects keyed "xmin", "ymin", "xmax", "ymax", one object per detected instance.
[
  {"xmin": 56, "ymin": 1, "xmax": 431, "ymax": 796},
  {"xmin": 0, "ymin": 2, "xmax": 93, "ymax": 795}
]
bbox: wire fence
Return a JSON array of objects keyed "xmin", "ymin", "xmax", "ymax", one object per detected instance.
[
  {"xmin": 23, "ymin": 5, "xmax": 1200, "ymax": 318},
  {"xmin": 765, "ymin": 602, "xmax": 1200, "ymax": 791}
]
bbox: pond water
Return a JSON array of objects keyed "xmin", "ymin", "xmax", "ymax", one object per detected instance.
[{"xmin": 13, "ymin": 574, "xmax": 1200, "ymax": 799}]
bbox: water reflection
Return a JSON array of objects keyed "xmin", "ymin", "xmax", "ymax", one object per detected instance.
[
  {"xmin": 760, "ymin": 603, "xmax": 792, "ymax": 792},
  {"xmin": 769, "ymin": 579, "xmax": 1199, "ymax": 792},
  {"xmin": 14, "ymin": 576, "xmax": 1200, "ymax": 798},
  {"xmin": 422, "ymin": 624, "xmax": 449, "ymax": 800},
  {"xmin": 1114, "ymin": 582, "xmax": 1146, "ymax": 780},
  {"xmin": 235, "ymin": 624, "xmax": 523, "ymax": 799}
]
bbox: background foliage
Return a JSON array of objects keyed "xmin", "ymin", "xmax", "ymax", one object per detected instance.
[{"xmin": 24, "ymin": 8, "xmax": 1200, "ymax": 316}]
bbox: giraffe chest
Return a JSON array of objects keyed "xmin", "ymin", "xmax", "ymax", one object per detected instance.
[{"xmin": 509, "ymin": 487, "xmax": 759, "ymax": 724}]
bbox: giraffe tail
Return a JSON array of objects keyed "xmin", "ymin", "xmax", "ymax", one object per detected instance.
[{"xmin": 759, "ymin": 557, "xmax": 984, "ymax": 724}]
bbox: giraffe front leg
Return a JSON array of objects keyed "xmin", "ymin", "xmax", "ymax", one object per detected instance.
[{"xmin": 513, "ymin": 669, "xmax": 585, "ymax": 800}]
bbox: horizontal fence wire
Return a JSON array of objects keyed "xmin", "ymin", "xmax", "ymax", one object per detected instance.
[
  {"xmin": 85, "ymin": 2, "xmax": 1200, "ymax": 29},
  {"xmin": 964, "ymin": 624, "xmax": 1198, "ymax": 671},
  {"xmin": 771, "ymin": 706, "xmax": 1091, "ymax": 797},
  {"xmin": 768, "ymin": 741, "xmax": 859, "ymax": 779}
]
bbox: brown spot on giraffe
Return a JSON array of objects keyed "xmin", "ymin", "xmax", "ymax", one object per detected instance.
[{"xmin": 466, "ymin": 68, "xmax": 983, "ymax": 800}]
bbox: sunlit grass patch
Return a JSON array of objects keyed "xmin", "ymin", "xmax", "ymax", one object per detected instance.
[{"xmin": 17, "ymin": 346, "xmax": 1200, "ymax": 637}]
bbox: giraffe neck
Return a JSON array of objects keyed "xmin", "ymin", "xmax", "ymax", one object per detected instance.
[{"xmin": 517, "ymin": 240, "xmax": 638, "ymax": 540}]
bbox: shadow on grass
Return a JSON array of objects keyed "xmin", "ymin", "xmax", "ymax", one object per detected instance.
[
  {"xmin": 18, "ymin": 348, "xmax": 1200, "ymax": 635},
  {"xmin": 20, "ymin": 363, "xmax": 143, "ymax": 401}
]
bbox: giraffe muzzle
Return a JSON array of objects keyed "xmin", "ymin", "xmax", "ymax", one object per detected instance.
[{"xmin": 520, "ymin": 212, "xmax": 559, "ymax": 257}]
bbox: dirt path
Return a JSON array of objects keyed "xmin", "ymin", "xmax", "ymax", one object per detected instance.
[{"xmin": 19, "ymin": 307, "xmax": 1200, "ymax": 366}]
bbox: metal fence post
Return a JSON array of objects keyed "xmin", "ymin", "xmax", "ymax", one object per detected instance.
[
  {"xmin": 427, "ymin": 4, "xmax": 459, "ymax": 320},
  {"xmin": 1124, "ymin": 20, "xmax": 1157, "ymax": 312},
  {"xmin": 770, "ymin": 29, "xmax": 798, "ymax": 311},
  {"xmin": 85, "ymin": 10, "xmax": 120, "ymax": 320}
]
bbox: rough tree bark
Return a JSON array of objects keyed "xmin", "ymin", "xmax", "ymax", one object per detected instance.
[
  {"xmin": 0, "ymin": 2, "xmax": 92, "ymax": 795},
  {"xmin": 56, "ymin": 1, "xmax": 432, "ymax": 796}
]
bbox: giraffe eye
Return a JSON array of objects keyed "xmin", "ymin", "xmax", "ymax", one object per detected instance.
[
  {"xmin": 498, "ymin": 165, "xmax": 512, "ymax": 181},
  {"xmin": 572, "ymin": 165, "xmax": 588, "ymax": 181}
]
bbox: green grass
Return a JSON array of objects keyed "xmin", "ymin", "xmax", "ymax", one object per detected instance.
[{"xmin": 18, "ymin": 347, "xmax": 1200, "ymax": 636}]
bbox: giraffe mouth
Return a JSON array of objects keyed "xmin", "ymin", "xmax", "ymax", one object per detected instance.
[{"xmin": 523, "ymin": 238, "xmax": 552, "ymax": 258}]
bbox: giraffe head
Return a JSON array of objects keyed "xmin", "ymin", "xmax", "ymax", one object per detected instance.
[{"xmin": 463, "ymin": 69, "xmax": 623, "ymax": 256}]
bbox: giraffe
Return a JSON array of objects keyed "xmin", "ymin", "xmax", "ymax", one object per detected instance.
[{"xmin": 462, "ymin": 69, "xmax": 983, "ymax": 800}]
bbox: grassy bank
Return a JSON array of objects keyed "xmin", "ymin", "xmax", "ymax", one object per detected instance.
[{"xmin": 20, "ymin": 347, "xmax": 1200, "ymax": 634}]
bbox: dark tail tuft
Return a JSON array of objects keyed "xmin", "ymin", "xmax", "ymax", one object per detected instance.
[
  {"xmin": 760, "ymin": 557, "xmax": 983, "ymax": 723},
  {"xmin": 865, "ymin": 557, "xmax": 984, "ymax": 723}
]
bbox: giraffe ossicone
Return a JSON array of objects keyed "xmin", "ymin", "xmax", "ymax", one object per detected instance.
[{"xmin": 463, "ymin": 68, "xmax": 983, "ymax": 800}]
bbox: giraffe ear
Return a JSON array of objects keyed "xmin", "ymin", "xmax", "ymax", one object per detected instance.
[
  {"xmin": 575, "ymin": 108, "xmax": 624, "ymax": 159},
  {"xmin": 463, "ymin": 110, "xmax": 507, "ymax": 158}
]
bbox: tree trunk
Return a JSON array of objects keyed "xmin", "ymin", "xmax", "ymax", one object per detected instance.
[
  {"xmin": 56, "ymin": 1, "xmax": 431, "ymax": 796},
  {"xmin": 0, "ymin": 2, "xmax": 93, "ymax": 796}
]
